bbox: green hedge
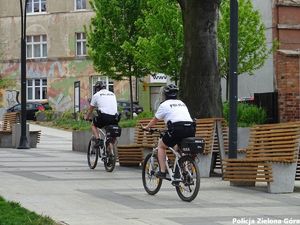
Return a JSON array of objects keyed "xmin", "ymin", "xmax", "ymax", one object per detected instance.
[
  {"xmin": 36, "ymin": 103, "xmax": 266, "ymax": 130},
  {"xmin": 223, "ymin": 102, "xmax": 267, "ymax": 127},
  {"xmin": 36, "ymin": 110, "xmax": 154, "ymax": 130}
]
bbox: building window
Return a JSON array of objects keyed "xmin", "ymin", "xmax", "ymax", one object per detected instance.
[
  {"xmin": 26, "ymin": 35, "xmax": 47, "ymax": 59},
  {"xmin": 27, "ymin": 78, "xmax": 47, "ymax": 100},
  {"xmin": 75, "ymin": 0, "xmax": 86, "ymax": 10},
  {"xmin": 76, "ymin": 33, "xmax": 86, "ymax": 56},
  {"xmin": 91, "ymin": 76, "xmax": 114, "ymax": 95},
  {"xmin": 26, "ymin": 0, "xmax": 46, "ymax": 14}
]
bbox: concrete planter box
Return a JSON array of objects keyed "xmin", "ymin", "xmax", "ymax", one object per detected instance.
[
  {"xmin": 0, "ymin": 124, "xmax": 40, "ymax": 148},
  {"xmin": 72, "ymin": 127, "xmax": 135, "ymax": 153},
  {"xmin": 72, "ymin": 130, "xmax": 92, "ymax": 153},
  {"xmin": 0, "ymin": 132, "xmax": 12, "ymax": 148}
]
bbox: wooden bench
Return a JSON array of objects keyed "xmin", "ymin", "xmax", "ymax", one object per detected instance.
[
  {"xmin": 117, "ymin": 119, "xmax": 165, "ymax": 166},
  {"xmin": 211, "ymin": 120, "xmax": 249, "ymax": 176},
  {"xmin": 117, "ymin": 117, "xmax": 227, "ymax": 172},
  {"xmin": 0, "ymin": 112, "xmax": 20, "ymax": 132},
  {"xmin": 0, "ymin": 112, "xmax": 41, "ymax": 148},
  {"xmin": 194, "ymin": 118, "xmax": 227, "ymax": 177},
  {"xmin": 222, "ymin": 122, "xmax": 300, "ymax": 193},
  {"xmin": 0, "ymin": 112, "xmax": 20, "ymax": 147}
]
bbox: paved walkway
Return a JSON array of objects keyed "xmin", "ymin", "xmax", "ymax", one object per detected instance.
[{"xmin": 0, "ymin": 124, "xmax": 300, "ymax": 225}]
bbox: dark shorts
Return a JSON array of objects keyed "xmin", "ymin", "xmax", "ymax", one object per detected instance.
[
  {"xmin": 93, "ymin": 113, "xmax": 118, "ymax": 129},
  {"xmin": 162, "ymin": 121, "xmax": 196, "ymax": 147}
]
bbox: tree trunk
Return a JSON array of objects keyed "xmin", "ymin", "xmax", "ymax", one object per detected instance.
[{"xmin": 178, "ymin": 0, "xmax": 222, "ymax": 119}]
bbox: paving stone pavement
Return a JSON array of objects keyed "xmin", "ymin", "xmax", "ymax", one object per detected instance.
[{"xmin": 0, "ymin": 124, "xmax": 300, "ymax": 225}]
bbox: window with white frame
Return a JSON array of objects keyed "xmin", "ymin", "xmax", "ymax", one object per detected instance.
[
  {"xmin": 27, "ymin": 78, "xmax": 47, "ymax": 100},
  {"xmin": 75, "ymin": 0, "xmax": 86, "ymax": 10},
  {"xmin": 26, "ymin": 0, "xmax": 46, "ymax": 14},
  {"xmin": 76, "ymin": 32, "xmax": 86, "ymax": 56},
  {"xmin": 91, "ymin": 76, "xmax": 114, "ymax": 95},
  {"xmin": 26, "ymin": 35, "xmax": 47, "ymax": 59}
]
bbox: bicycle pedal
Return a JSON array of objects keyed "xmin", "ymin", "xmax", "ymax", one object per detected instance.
[{"xmin": 171, "ymin": 181, "xmax": 180, "ymax": 187}]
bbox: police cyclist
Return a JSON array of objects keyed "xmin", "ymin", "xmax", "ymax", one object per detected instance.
[
  {"xmin": 143, "ymin": 84, "xmax": 196, "ymax": 179},
  {"xmin": 85, "ymin": 81, "xmax": 120, "ymax": 148}
]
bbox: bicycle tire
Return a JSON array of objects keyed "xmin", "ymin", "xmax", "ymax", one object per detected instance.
[
  {"xmin": 142, "ymin": 153, "xmax": 162, "ymax": 195},
  {"xmin": 175, "ymin": 156, "xmax": 200, "ymax": 202},
  {"xmin": 103, "ymin": 140, "xmax": 116, "ymax": 172},
  {"xmin": 87, "ymin": 138, "xmax": 99, "ymax": 169}
]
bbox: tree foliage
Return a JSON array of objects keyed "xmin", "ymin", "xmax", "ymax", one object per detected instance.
[
  {"xmin": 125, "ymin": 0, "xmax": 183, "ymax": 84},
  {"xmin": 218, "ymin": 0, "xmax": 272, "ymax": 79},
  {"xmin": 86, "ymin": 0, "xmax": 146, "ymax": 80}
]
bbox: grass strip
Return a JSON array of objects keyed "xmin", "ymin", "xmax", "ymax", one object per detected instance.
[{"xmin": 0, "ymin": 196, "xmax": 61, "ymax": 225}]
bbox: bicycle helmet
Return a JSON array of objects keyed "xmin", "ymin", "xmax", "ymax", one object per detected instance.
[
  {"xmin": 163, "ymin": 84, "xmax": 178, "ymax": 99},
  {"xmin": 94, "ymin": 81, "xmax": 105, "ymax": 90}
]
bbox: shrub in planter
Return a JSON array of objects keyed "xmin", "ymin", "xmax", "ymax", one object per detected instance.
[
  {"xmin": 35, "ymin": 110, "xmax": 55, "ymax": 121},
  {"xmin": 223, "ymin": 102, "xmax": 267, "ymax": 127},
  {"xmin": 119, "ymin": 111, "xmax": 155, "ymax": 128}
]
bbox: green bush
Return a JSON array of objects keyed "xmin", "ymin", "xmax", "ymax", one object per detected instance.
[
  {"xmin": 38, "ymin": 110, "xmax": 155, "ymax": 130},
  {"xmin": 61, "ymin": 111, "xmax": 74, "ymax": 120},
  {"xmin": 118, "ymin": 111, "xmax": 154, "ymax": 128},
  {"xmin": 136, "ymin": 111, "xmax": 154, "ymax": 119},
  {"xmin": 35, "ymin": 110, "xmax": 55, "ymax": 121},
  {"xmin": 53, "ymin": 117, "xmax": 91, "ymax": 131},
  {"xmin": 223, "ymin": 102, "xmax": 267, "ymax": 127}
]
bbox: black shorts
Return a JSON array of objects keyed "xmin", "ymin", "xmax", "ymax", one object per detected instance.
[
  {"xmin": 162, "ymin": 121, "xmax": 196, "ymax": 147},
  {"xmin": 93, "ymin": 113, "xmax": 118, "ymax": 129}
]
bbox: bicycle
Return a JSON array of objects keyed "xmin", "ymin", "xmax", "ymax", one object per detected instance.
[
  {"xmin": 87, "ymin": 125, "xmax": 121, "ymax": 172},
  {"xmin": 141, "ymin": 128, "xmax": 205, "ymax": 202}
]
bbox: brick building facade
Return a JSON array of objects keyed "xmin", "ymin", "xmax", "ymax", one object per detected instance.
[{"xmin": 273, "ymin": 0, "xmax": 300, "ymax": 121}]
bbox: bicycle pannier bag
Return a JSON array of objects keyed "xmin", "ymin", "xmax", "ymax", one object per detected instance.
[
  {"xmin": 180, "ymin": 137, "xmax": 205, "ymax": 154},
  {"xmin": 105, "ymin": 125, "xmax": 122, "ymax": 137}
]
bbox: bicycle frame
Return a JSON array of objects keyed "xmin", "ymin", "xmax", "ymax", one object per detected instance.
[
  {"xmin": 151, "ymin": 146, "xmax": 183, "ymax": 182},
  {"xmin": 97, "ymin": 127, "xmax": 116, "ymax": 155}
]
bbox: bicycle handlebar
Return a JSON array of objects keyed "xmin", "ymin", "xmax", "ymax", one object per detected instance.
[{"xmin": 140, "ymin": 125, "xmax": 165, "ymax": 135}]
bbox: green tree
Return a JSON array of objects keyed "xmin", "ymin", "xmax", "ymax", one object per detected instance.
[
  {"xmin": 86, "ymin": 0, "xmax": 145, "ymax": 118},
  {"xmin": 218, "ymin": 0, "xmax": 273, "ymax": 100},
  {"xmin": 126, "ymin": 0, "xmax": 183, "ymax": 84}
]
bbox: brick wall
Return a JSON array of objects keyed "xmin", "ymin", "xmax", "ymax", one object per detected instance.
[{"xmin": 276, "ymin": 50, "xmax": 300, "ymax": 122}]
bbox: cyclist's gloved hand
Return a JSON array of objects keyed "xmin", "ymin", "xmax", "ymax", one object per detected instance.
[{"xmin": 142, "ymin": 126, "xmax": 150, "ymax": 131}]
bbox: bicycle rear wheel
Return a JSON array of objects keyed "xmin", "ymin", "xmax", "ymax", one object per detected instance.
[
  {"xmin": 142, "ymin": 153, "xmax": 162, "ymax": 195},
  {"xmin": 103, "ymin": 140, "xmax": 116, "ymax": 172},
  {"xmin": 175, "ymin": 156, "xmax": 200, "ymax": 202},
  {"xmin": 87, "ymin": 138, "xmax": 99, "ymax": 169}
]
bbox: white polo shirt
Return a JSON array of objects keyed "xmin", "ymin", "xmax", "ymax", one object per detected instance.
[
  {"xmin": 90, "ymin": 89, "xmax": 118, "ymax": 115},
  {"xmin": 155, "ymin": 99, "xmax": 193, "ymax": 124}
]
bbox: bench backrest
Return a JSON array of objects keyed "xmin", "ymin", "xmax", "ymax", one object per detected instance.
[
  {"xmin": 135, "ymin": 118, "xmax": 165, "ymax": 146},
  {"xmin": 246, "ymin": 122, "xmax": 300, "ymax": 163},
  {"xmin": 213, "ymin": 119, "xmax": 228, "ymax": 153},
  {"xmin": 1, "ymin": 112, "xmax": 20, "ymax": 132},
  {"xmin": 195, "ymin": 118, "xmax": 217, "ymax": 155}
]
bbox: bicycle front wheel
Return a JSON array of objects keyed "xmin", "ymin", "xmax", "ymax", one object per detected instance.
[
  {"xmin": 103, "ymin": 140, "xmax": 116, "ymax": 172},
  {"xmin": 175, "ymin": 156, "xmax": 200, "ymax": 202},
  {"xmin": 142, "ymin": 153, "xmax": 162, "ymax": 195},
  {"xmin": 87, "ymin": 138, "xmax": 99, "ymax": 169}
]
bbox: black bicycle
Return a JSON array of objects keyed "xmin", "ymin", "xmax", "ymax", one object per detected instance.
[
  {"xmin": 87, "ymin": 125, "xmax": 121, "ymax": 172},
  {"xmin": 142, "ymin": 128, "xmax": 204, "ymax": 202}
]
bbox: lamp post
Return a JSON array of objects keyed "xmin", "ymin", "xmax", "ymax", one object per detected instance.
[
  {"xmin": 228, "ymin": 0, "xmax": 238, "ymax": 158},
  {"xmin": 18, "ymin": 0, "xmax": 30, "ymax": 149}
]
